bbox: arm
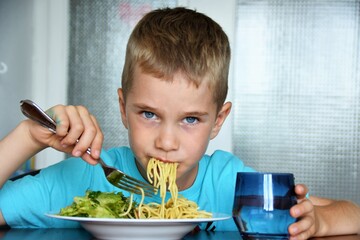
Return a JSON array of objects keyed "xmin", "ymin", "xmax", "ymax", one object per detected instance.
[
  {"xmin": 0, "ymin": 211, "xmax": 6, "ymax": 226},
  {"xmin": 0, "ymin": 104, "xmax": 103, "ymax": 227},
  {"xmin": 0, "ymin": 123, "xmax": 32, "ymax": 226},
  {"xmin": 289, "ymin": 184, "xmax": 360, "ymax": 239},
  {"xmin": 0, "ymin": 121, "xmax": 43, "ymax": 187},
  {"xmin": 312, "ymin": 197, "xmax": 360, "ymax": 236},
  {"xmin": 0, "ymin": 105, "xmax": 104, "ymax": 187}
]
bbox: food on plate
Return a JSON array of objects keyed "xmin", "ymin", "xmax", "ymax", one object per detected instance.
[
  {"xmin": 59, "ymin": 190, "xmax": 136, "ymax": 218},
  {"xmin": 137, "ymin": 158, "xmax": 212, "ymax": 219},
  {"xmin": 59, "ymin": 158, "xmax": 211, "ymax": 219}
]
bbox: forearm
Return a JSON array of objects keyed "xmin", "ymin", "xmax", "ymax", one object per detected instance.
[
  {"xmin": 0, "ymin": 211, "xmax": 6, "ymax": 226},
  {"xmin": 314, "ymin": 199, "xmax": 360, "ymax": 236},
  {"xmin": 0, "ymin": 121, "xmax": 44, "ymax": 187}
]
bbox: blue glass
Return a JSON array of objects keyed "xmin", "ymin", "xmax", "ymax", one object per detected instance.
[{"xmin": 233, "ymin": 172, "xmax": 297, "ymax": 239}]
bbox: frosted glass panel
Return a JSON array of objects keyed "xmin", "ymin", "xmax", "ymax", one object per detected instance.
[
  {"xmin": 68, "ymin": 1, "xmax": 176, "ymax": 149},
  {"xmin": 233, "ymin": 0, "xmax": 360, "ymax": 203}
]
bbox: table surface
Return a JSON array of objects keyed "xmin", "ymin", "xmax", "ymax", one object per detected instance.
[{"xmin": 0, "ymin": 228, "xmax": 359, "ymax": 240}]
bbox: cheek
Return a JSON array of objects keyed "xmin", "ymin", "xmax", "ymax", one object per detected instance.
[
  {"xmin": 127, "ymin": 118, "xmax": 156, "ymax": 156},
  {"xmin": 182, "ymin": 128, "xmax": 211, "ymax": 158},
  {"xmin": 128, "ymin": 124, "xmax": 148, "ymax": 150}
]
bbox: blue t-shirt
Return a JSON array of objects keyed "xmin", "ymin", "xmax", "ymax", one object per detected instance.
[{"xmin": 0, "ymin": 147, "xmax": 254, "ymax": 230}]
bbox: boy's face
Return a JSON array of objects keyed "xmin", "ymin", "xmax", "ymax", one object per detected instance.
[{"xmin": 118, "ymin": 66, "xmax": 231, "ymax": 190}]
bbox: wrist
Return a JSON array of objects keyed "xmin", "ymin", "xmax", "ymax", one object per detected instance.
[
  {"xmin": 312, "ymin": 205, "xmax": 329, "ymax": 237},
  {"xmin": 0, "ymin": 121, "xmax": 46, "ymax": 186}
]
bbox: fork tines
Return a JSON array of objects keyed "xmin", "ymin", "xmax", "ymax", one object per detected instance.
[{"xmin": 116, "ymin": 176, "xmax": 156, "ymax": 197}]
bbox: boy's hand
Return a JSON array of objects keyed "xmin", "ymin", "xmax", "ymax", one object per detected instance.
[
  {"xmin": 288, "ymin": 184, "xmax": 317, "ymax": 240},
  {"xmin": 27, "ymin": 105, "xmax": 103, "ymax": 164}
]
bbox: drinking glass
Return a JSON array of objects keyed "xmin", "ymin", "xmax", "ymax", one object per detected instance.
[{"xmin": 233, "ymin": 172, "xmax": 297, "ymax": 239}]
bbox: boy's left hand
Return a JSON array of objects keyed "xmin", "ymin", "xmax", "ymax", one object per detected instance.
[{"xmin": 288, "ymin": 184, "xmax": 317, "ymax": 240}]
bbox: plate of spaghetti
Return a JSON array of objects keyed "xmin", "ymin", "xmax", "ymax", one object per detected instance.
[{"xmin": 48, "ymin": 158, "xmax": 231, "ymax": 239}]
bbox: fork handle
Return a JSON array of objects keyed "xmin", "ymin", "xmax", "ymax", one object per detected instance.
[
  {"xmin": 20, "ymin": 100, "xmax": 57, "ymax": 133},
  {"xmin": 20, "ymin": 99, "xmax": 93, "ymax": 155}
]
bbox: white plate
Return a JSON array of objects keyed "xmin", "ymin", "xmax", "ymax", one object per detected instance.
[{"xmin": 46, "ymin": 213, "xmax": 231, "ymax": 240}]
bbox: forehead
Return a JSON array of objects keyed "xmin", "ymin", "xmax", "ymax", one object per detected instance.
[{"xmin": 127, "ymin": 67, "xmax": 217, "ymax": 112}]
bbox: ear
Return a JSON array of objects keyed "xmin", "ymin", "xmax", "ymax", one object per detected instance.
[
  {"xmin": 210, "ymin": 102, "xmax": 232, "ymax": 139},
  {"xmin": 117, "ymin": 88, "xmax": 128, "ymax": 129}
]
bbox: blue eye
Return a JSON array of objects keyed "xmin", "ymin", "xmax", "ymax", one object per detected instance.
[
  {"xmin": 142, "ymin": 111, "xmax": 155, "ymax": 119},
  {"xmin": 184, "ymin": 117, "xmax": 198, "ymax": 124}
]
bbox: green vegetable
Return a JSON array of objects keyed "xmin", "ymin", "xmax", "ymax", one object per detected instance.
[{"xmin": 59, "ymin": 190, "xmax": 137, "ymax": 218}]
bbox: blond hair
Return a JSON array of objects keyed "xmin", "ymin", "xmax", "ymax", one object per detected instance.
[{"xmin": 121, "ymin": 7, "xmax": 230, "ymax": 111}]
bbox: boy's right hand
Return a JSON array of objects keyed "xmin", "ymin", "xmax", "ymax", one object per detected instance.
[{"xmin": 27, "ymin": 105, "xmax": 103, "ymax": 165}]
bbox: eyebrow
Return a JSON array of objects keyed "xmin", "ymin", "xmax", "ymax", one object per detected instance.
[
  {"xmin": 133, "ymin": 103, "xmax": 209, "ymax": 117},
  {"xmin": 132, "ymin": 103, "xmax": 157, "ymax": 111},
  {"xmin": 182, "ymin": 111, "xmax": 209, "ymax": 117}
]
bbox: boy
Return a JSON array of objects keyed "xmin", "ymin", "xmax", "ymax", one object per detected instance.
[{"xmin": 0, "ymin": 7, "xmax": 359, "ymax": 239}]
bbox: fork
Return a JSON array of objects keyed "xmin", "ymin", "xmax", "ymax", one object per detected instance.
[{"xmin": 19, "ymin": 99, "xmax": 156, "ymax": 197}]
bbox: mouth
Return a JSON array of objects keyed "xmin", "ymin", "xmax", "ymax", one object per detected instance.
[{"xmin": 150, "ymin": 156, "xmax": 174, "ymax": 164}]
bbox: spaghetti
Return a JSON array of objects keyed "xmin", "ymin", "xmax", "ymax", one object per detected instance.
[{"xmin": 135, "ymin": 158, "xmax": 212, "ymax": 219}]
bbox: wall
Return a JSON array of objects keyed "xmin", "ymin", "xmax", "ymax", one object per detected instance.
[
  {"xmin": 0, "ymin": 0, "xmax": 235, "ymax": 168},
  {"xmin": 0, "ymin": 0, "xmax": 69, "ymax": 169},
  {"xmin": 0, "ymin": 0, "xmax": 34, "ymax": 138}
]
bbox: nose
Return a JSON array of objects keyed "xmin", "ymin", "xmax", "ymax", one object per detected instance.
[{"xmin": 155, "ymin": 124, "xmax": 179, "ymax": 152}]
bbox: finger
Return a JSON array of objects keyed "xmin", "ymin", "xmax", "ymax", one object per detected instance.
[
  {"xmin": 88, "ymin": 115, "xmax": 103, "ymax": 159},
  {"xmin": 56, "ymin": 143, "xmax": 76, "ymax": 156},
  {"xmin": 289, "ymin": 199, "xmax": 316, "ymax": 239},
  {"xmin": 295, "ymin": 184, "xmax": 309, "ymax": 199},
  {"xmin": 42, "ymin": 106, "xmax": 73, "ymax": 151},
  {"xmin": 27, "ymin": 119, "xmax": 61, "ymax": 150},
  {"xmin": 60, "ymin": 105, "xmax": 85, "ymax": 148},
  {"xmin": 46, "ymin": 105, "xmax": 71, "ymax": 137},
  {"xmin": 70, "ymin": 106, "xmax": 97, "ymax": 157},
  {"xmin": 290, "ymin": 198, "xmax": 313, "ymax": 218},
  {"xmin": 289, "ymin": 215, "xmax": 315, "ymax": 240},
  {"xmin": 81, "ymin": 152, "xmax": 99, "ymax": 165}
]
